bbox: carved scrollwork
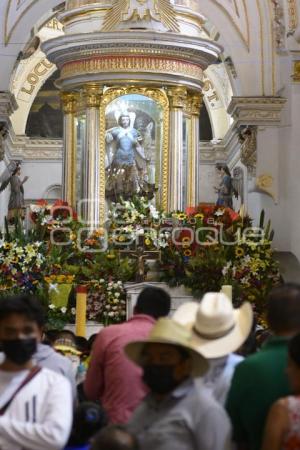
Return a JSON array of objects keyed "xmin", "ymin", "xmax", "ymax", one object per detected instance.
[
  {"xmin": 238, "ymin": 125, "xmax": 257, "ymax": 175},
  {"xmin": 0, "ymin": 122, "xmax": 9, "ymax": 162}
]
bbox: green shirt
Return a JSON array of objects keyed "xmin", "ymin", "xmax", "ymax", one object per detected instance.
[{"xmin": 226, "ymin": 336, "xmax": 291, "ymax": 450}]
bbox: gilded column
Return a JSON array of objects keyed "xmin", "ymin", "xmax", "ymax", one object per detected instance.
[
  {"xmin": 167, "ymin": 87, "xmax": 187, "ymax": 211},
  {"xmin": 61, "ymin": 92, "xmax": 77, "ymax": 206},
  {"xmin": 187, "ymin": 92, "xmax": 203, "ymax": 206},
  {"xmin": 83, "ymin": 84, "xmax": 102, "ymax": 227}
]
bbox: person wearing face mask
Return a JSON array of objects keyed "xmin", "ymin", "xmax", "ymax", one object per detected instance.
[
  {"xmin": 0, "ymin": 294, "xmax": 72, "ymax": 450},
  {"xmin": 125, "ymin": 318, "xmax": 231, "ymax": 450}
]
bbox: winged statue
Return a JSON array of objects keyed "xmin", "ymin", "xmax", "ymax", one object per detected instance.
[
  {"xmin": 232, "ymin": 166, "xmax": 244, "ymax": 204},
  {"xmin": 102, "ymin": 0, "xmax": 180, "ymax": 32}
]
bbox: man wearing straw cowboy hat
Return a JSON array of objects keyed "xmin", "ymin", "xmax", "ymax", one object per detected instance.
[
  {"xmin": 125, "ymin": 318, "xmax": 231, "ymax": 450},
  {"xmin": 172, "ymin": 292, "xmax": 253, "ymax": 405}
]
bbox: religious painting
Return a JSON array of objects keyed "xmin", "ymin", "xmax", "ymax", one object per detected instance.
[
  {"xmin": 26, "ymin": 70, "xmax": 63, "ymax": 139},
  {"xmin": 104, "ymin": 93, "xmax": 164, "ymax": 204}
]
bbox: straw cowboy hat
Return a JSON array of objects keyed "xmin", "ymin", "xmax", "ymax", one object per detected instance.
[
  {"xmin": 124, "ymin": 318, "xmax": 209, "ymax": 377},
  {"xmin": 172, "ymin": 293, "xmax": 253, "ymax": 358}
]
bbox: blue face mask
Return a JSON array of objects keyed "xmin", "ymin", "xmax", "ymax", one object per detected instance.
[
  {"xmin": 142, "ymin": 364, "xmax": 180, "ymax": 394},
  {"xmin": 2, "ymin": 338, "xmax": 37, "ymax": 365}
]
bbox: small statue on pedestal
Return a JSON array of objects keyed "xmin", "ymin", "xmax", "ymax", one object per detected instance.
[{"xmin": 0, "ymin": 161, "xmax": 29, "ymax": 223}]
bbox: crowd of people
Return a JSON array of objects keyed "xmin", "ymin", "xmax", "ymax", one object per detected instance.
[{"xmin": 0, "ymin": 283, "xmax": 300, "ymax": 450}]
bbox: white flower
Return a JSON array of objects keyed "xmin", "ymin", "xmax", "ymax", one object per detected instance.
[
  {"xmin": 240, "ymin": 277, "xmax": 249, "ymax": 285},
  {"xmin": 99, "ymin": 278, "xmax": 105, "ymax": 283},
  {"xmin": 71, "ymin": 308, "xmax": 76, "ymax": 315},
  {"xmin": 214, "ymin": 209, "xmax": 225, "ymax": 217},
  {"xmin": 49, "ymin": 304, "xmax": 55, "ymax": 310},
  {"xmin": 30, "ymin": 204, "xmax": 43, "ymax": 213},
  {"xmin": 114, "ymin": 292, "xmax": 120, "ymax": 298},
  {"xmin": 61, "ymin": 307, "xmax": 67, "ymax": 314}
]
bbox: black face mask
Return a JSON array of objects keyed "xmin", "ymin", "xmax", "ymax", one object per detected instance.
[
  {"xmin": 142, "ymin": 364, "xmax": 180, "ymax": 395},
  {"xmin": 1, "ymin": 338, "xmax": 37, "ymax": 366}
]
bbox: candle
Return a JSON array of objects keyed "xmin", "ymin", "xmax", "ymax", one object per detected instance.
[
  {"xmin": 76, "ymin": 285, "xmax": 87, "ymax": 337},
  {"xmin": 221, "ymin": 285, "xmax": 232, "ymax": 302}
]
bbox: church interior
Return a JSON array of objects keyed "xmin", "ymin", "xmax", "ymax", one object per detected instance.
[{"xmin": 1, "ymin": 1, "xmax": 300, "ymax": 449}]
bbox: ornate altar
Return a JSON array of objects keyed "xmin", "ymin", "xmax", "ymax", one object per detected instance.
[{"xmin": 42, "ymin": 0, "xmax": 222, "ymax": 225}]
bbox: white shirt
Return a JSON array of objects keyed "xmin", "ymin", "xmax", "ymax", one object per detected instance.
[
  {"xmin": 0, "ymin": 369, "xmax": 29, "ymax": 409},
  {"xmin": 0, "ymin": 367, "xmax": 72, "ymax": 450}
]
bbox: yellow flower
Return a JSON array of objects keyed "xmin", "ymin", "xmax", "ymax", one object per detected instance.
[
  {"xmin": 178, "ymin": 213, "xmax": 187, "ymax": 220},
  {"xmin": 106, "ymin": 253, "xmax": 116, "ymax": 260},
  {"xmin": 172, "ymin": 213, "xmax": 179, "ymax": 219},
  {"xmin": 144, "ymin": 238, "xmax": 151, "ymax": 246},
  {"xmin": 93, "ymin": 228, "xmax": 105, "ymax": 237},
  {"xmin": 57, "ymin": 275, "xmax": 66, "ymax": 283},
  {"xmin": 118, "ymin": 235, "xmax": 126, "ymax": 242},
  {"xmin": 184, "ymin": 249, "xmax": 192, "ymax": 256},
  {"xmin": 235, "ymin": 247, "xmax": 245, "ymax": 257},
  {"xmin": 182, "ymin": 244, "xmax": 190, "ymax": 249},
  {"xmin": 194, "ymin": 213, "xmax": 204, "ymax": 220},
  {"xmin": 4, "ymin": 243, "xmax": 11, "ymax": 250},
  {"xmin": 182, "ymin": 237, "xmax": 191, "ymax": 243}
]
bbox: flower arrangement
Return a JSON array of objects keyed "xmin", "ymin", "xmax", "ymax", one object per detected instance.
[
  {"xmin": 0, "ymin": 197, "xmax": 281, "ymax": 327},
  {"xmin": 47, "ymin": 303, "xmax": 76, "ymax": 330},
  {"xmin": 0, "ymin": 238, "xmax": 46, "ymax": 294},
  {"xmin": 159, "ymin": 205, "xmax": 280, "ymax": 322},
  {"xmin": 87, "ymin": 279, "xmax": 126, "ymax": 325}
]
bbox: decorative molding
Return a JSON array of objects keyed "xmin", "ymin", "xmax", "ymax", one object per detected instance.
[
  {"xmin": 287, "ymin": 0, "xmax": 298, "ymax": 32},
  {"xmin": 0, "ymin": 124, "xmax": 9, "ymax": 162},
  {"xmin": 5, "ymin": 134, "xmax": 62, "ymax": 160},
  {"xmin": 227, "ymin": 97, "xmax": 286, "ymax": 126},
  {"xmin": 185, "ymin": 92, "xmax": 203, "ymax": 116},
  {"xmin": 0, "ymin": 92, "xmax": 18, "ymax": 119},
  {"xmin": 61, "ymin": 56, "xmax": 203, "ymax": 83},
  {"xmin": 83, "ymin": 84, "xmax": 102, "ymax": 108},
  {"xmin": 270, "ymin": 0, "xmax": 286, "ymax": 51},
  {"xmin": 292, "ymin": 60, "xmax": 300, "ymax": 81},
  {"xmin": 167, "ymin": 86, "xmax": 188, "ymax": 109},
  {"xmin": 60, "ymin": 92, "xmax": 78, "ymax": 114},
  {"xmin": 42, "ymin": 31, "xmax": 222, "ymax": 70}
]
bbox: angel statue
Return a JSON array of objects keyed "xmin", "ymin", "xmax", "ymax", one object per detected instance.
[
  {"xmin": 0, "ymin": 161, "xmax": 29, "ymax": 223},
  {"xmin": 105, "ymin": 113, "xmax": 155, "ymax": 201},
  {"xmin": 214, "ymin": 164, "xmax": 238, "ymax": 209}
]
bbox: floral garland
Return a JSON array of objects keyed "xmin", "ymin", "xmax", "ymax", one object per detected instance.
[{"xmin": 0, "ymin": 198, "xmax": 281, "ymax": 327}]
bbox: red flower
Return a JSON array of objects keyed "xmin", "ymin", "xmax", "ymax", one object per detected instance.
[
  {"xmin": 226, "ymin": 208, "xmax": 240, "ymax": 222},
  {"xmin": 36, "ymin": 199, "xmax": 48, "ymax": 206},
  {"xmin": 186, "ymin": 207, "xmax": 197, "ymax": 216}
]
